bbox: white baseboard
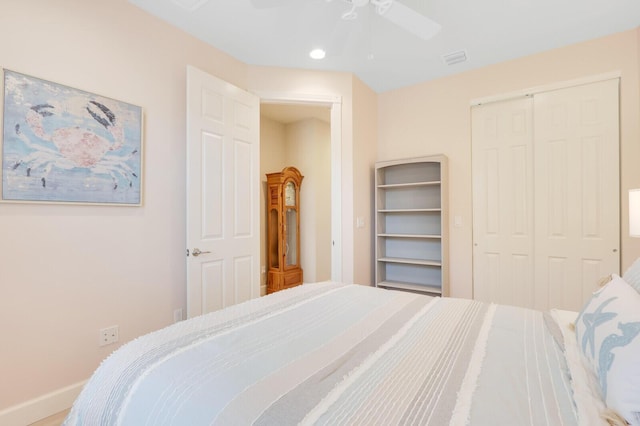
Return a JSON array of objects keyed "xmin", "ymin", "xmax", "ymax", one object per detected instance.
[{"xmin": 0, "ymin": 381, "xmax": 85, "ymax": 426}]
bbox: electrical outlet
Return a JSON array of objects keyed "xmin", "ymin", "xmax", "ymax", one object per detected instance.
[
  {"xmin": 99, "ymin": 325, "xmax": 119, "ymax": 346},
  {"xmin": 173, "ymin": 308, "xmax": 183, "ymax": 323}
]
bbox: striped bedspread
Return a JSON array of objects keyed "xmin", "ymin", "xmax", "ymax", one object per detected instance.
[{"xmin": 64, "ymin": 282, "xmax": 587, "ymax": 425}]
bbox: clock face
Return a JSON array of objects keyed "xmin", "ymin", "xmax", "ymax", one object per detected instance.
[{"xmin": 285, "ymin": 182, "xmax": 296, "ymax": 206}]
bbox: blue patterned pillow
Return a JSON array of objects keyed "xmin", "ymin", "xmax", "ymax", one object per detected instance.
[
  {"xmin": 623, "ymin": 257, "xmax": 640, "ymax": 293},
  {"xmin": 575, "ymin": 274, "xmax": 640, "ymax": 425}
]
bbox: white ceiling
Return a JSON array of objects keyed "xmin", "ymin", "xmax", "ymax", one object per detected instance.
[{"xmin": 128, "ymin": 0, "xmax": 640, "ymax": 93}]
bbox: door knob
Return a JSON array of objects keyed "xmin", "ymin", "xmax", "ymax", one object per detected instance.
[{"xmin": 191, "ymin": 248, "xmax": 211, "ymax": 257}]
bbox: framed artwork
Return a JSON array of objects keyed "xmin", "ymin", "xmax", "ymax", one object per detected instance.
[{"xmin": 1, "ymin": 69, "xmax": 143, "ymax": 205}]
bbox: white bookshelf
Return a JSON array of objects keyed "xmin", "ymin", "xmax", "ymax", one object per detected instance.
[{"xmin": 375, "ymin": 155, "xmax": 449, "ymax": 296}]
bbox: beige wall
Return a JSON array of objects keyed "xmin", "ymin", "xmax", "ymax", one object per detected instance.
[
  {"xmin": 285, "ymin": 118, "xmax": 332, "ymax": 283},
  {"xmin": 632, "ymin": 28, "xmax": 640, "ymax": 259},
  {"xmin": 259, "ymin": 117, "xmax": 287, "ymax": 294},
  {"xmin": 378, "ymin": 28, "xmax": 640, "ymax": 299},
  {"xmin": 352, "ymin": 76, "xmax": 378, "ymax": 285}
]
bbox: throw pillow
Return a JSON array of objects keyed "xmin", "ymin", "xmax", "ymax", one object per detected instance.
[
  {"xmin": 574, "ymin": 274, "xmax": 640, "ymax": 425},
  {"xmin": 623, "ymin": 257, "xmax": 640, "ymax": 293}
]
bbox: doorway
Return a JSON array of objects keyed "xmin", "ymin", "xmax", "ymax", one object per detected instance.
[{"xmin": 259, "ymin": 95, "xmax": 342, "ymax": 295}]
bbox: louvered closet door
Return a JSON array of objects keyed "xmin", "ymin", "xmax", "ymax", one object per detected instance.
[
  {"xmin": 533, "ymin": 79, "xmax": 619, "ymax": 311},
  {"xmin": 472, "ymin": 97, "xmax": 535, "ymax": 308},
  {"xmin": 472, "ymin": 79, "xmax": 620, "ymax": 311}
]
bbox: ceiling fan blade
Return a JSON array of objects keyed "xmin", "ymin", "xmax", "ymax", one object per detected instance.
[
  {"xmin": 382, "ymin": 1, "xmax": 441, "ymax": 41},
  {"xmin": 249, "ymin": 0, "xmax": 289, "ymax": 9},
  {"xmin": 325, "ymin": 15, "xmax": 365, "ymax": 58}
]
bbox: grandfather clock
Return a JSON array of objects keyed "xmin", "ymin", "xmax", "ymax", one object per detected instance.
[{"xmin": 266, "ymin": 166, "xmax": 303, "ymax": 294}]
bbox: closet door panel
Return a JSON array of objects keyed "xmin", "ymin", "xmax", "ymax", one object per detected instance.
[
  {"xmin": 534, "ymin": 79, "xmax": 620, "ymax": 311},
  {"xmin": 472, "ymin": 98, "xmax": 534, "ymax": 307}
]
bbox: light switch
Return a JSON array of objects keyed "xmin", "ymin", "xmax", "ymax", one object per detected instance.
[
  {"xmin": 454, "ymin": 215, "xmax": 463, "ymax": 228},
  {"xmin": 356, "ymin": 216, "xmax": 365, "ymax": 228}
]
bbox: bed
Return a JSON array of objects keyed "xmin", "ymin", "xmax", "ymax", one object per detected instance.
[{"xmin": 63, "ymin": 276, "xmax": 640, "ymax": 425}]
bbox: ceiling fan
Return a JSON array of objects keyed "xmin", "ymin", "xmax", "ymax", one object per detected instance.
[
  {"xmin": 251, "ymin": 0, "xmax": 441, "ymax": 41},
  {"xmin": 331, "ymin": 0, "xmax": 440, "ymax": 40}
]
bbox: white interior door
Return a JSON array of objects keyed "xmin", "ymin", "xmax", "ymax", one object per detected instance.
[
  {"xmin": 472, "ymin": 97, "xmax": 535, "ymax": 307},
  {"xmin": 533, "ymin": 79, "xmax": 620, "ymax": 311},
  {"xmin": 472, "ymin": 78, "xmax": 620, "ymax": 311},
  {"xmin": 186, "ymin": 66, "xmax": 260, "ymax": 318}
]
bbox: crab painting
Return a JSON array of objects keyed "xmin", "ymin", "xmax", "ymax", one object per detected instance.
[{"xmin": 2, "ymin": 70, "xmax": 142, "ymax": 204}]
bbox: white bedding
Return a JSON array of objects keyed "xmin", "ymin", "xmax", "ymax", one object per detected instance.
[{"xmin": 64, "ymin": 282, "xmax": 606, "ymax": 425}]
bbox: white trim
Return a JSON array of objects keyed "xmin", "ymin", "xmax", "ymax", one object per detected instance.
[
  {"xmin": 0, "ymin": 380, "xmax": 85, "ymax": 426},
  {"xmin": 330, "ymin": 101, "xmax": 343, "ymax": 282},
  {"xmin": 255, "ymin": 91, "xmax": 341, "ymax": 106},
  {"xmin": 254, "ymin": 91, "xmax": 344, "ymax": 282},
  {"xmin": 470, "ymin": 71, "xmax": 622, "ymax": 106}
]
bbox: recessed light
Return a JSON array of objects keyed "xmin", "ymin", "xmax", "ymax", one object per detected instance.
[{"xmin": 309, "ymin": 48, "xmax": 326, "ymax": 60}]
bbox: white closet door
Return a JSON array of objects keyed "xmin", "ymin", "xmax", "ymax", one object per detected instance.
[
  {"xmin": 472, "ymin": 79, "xmax": 619, "ymax": 311},
  {"xmin": 472, "ymin": 97, "xmax": 535, "ymax": 307},
  {"xmin": 534, "ymin": 79, "xmax": 619, "ymax": 311}
]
